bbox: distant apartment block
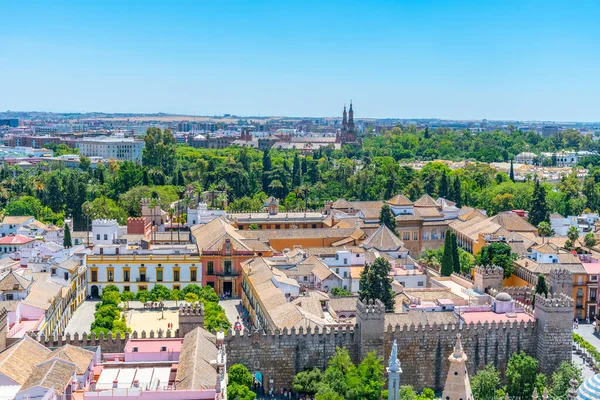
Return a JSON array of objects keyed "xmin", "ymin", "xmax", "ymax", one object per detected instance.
[
  {"xmin": 0, "ymin": 119, "xmax": 18, "ymax": 127},
  {"xmin": 541, "ymin": 125, "xmax": 560, "ymax": 137},
  {"xmin": 79, "ymin": 137, "xmax": 144, "ymax": 162}
]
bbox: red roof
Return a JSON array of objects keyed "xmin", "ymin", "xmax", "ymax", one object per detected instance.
[
  {"xmin": 460, "ymin": 311, "xmax": 534, "ymax": 325},
  {"xmin": 0, "ymin": 234, "xmax": 34, "ymax": 245}
]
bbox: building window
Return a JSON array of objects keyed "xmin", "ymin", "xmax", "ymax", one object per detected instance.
[
  {"xmin": 336, "ymin": 268, "xmax": 340, "ymax": 274},
  {"xmin": 191, "ymin": 269, "xmax": 197, "ymax": 282},
  {"xmin": 276, "ymin": 225, "xmax": 280, "ymax": 229},
  {"xmin": 303, "ymin": 276, "xmax": 308, "ymax": 281},
  {"xmin": 344, "ymin": 258, "xmax": 348, "ymax": 264},
  {"xmin": 312, "ymin": 224, "xmax": 317, "ymax": 229},
  {"xmin": 413, "ymin": 232, "xmax": 418, "ymax": 241},
  {"xmin": 157, "ymin": 270, "xmax": 163, "ymax": 282},
  {"xmin": 91, "ymin": 270, "xmax": 98, "ymax": 282},
  {"xmin": 173, "ymin": 269, "xmax": 180, "ymax": 282},
  {"xmin": 96, "ymin": 234, "xmax": 100, "ymax": 240},
  {"xmin": 51, "ymin": 268, "xmax": 57, "ymax": 276},
  {"xmin": 224, "ymin": 261, "xmax": 232, "ymax": 275},
  {"xmin": 124, "ymin": 269, "xmax": 130, "ymax": 282},
  {"xmin": 173, "ymin": 285, "xmax": 181, "ymax": 291},
  {"xmin": 343, "ymin": 271, "xmax": 348, "ymax": 278},
  {"xmin": 107, "ymin": 269, "xmax": 114, "ymax": 282},
  {"xmin": 104, "ymin": 234, "xmax": 108, "ymax": 240},
  {"xmin": 124, "ymin": 286, "xmax": 130, "ymax": 292},
  {"xmin": 207, "ymin": 261, "xmax": 214, "ymax": 276},
  {"xmin": 578, "ymin": 276, "xmax": 583, "ymax": 285},
  {"xmin": 418, "ymin": 281, "xmax": 424, "ymax": 287},
  {"xmin": 403, "ymin": 232, "xmax": 410, "ymax": 241}
]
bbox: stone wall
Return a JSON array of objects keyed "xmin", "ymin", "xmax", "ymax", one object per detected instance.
[
  {"xmin": 224, "ymin": 327, "xmax": 358, "ymax": 391},
  {"xmin": 384, "ymin": 322, "xmax": 537, "ymax": 392}
]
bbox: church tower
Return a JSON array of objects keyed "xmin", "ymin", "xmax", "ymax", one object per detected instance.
[
  {"xmin": 340, "ymin": 103, "xmax": 355, "ymax": 143},
  {"xmin": 387, "ymin": 340, "xmax": 402, "ymax": 400},
  {"xmin": 441, "ymin": 334, "xmax": 474, "ymax": 400}
]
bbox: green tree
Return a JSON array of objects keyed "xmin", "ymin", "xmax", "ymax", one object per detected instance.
[
  {"xmin": 450, "ymin": 231, "xmax": 460, "ymax": 274},
  {"xmin": 184, "ymin": 293, "xmax": 199, "ymax": 304},
  {"xmin": 331, "ymin": 287, "xmax": 352, "ymax": 297},
  {"xmin": 63, "ymin": 224, "xmax": 72, "ymax": 248},
  {"xmin": 529, "ymin": 178, "xmax": 549, "ymax": 226},
  {"xmin": 506, "ymin": 352, "xmax": 547, "ymax": 400},
  {"xmin": 150, "ymin": 284, "xmax": 171, "ymax": 301},
  {"xmin": 584, "ymin": 232, "xmax": 597, "ymax": 248},
  {"xmin": 441, "ymin": 231, "xmax": 454, "ymax": 276},
  {"xmin": 471, "ymin": 363, "xmax": 501, "ymax": 400},
  {"xmin": 537, "ymin": 221, "xmax": 553, "ymax": 243},
  {"xmin": 293, "ymin": 368, "xmax": 323, "ymax": 395},
  {"xmin": 399, "ymin": 386, "xmax": 417, "ymax": 400},
  {"xmin": 321, "ymin": 347, "xmax": 359, "ymax": 399},
  {"xmin": 228, "ymin": 364, "xmax": 254, "ymax": 388},
  {"xmin": 509, "ymin": 159, "xmax": 515, "ymax": 182},
  {"xmin": 549, "ymin": 361, "xmax": 582, "ymax": 400},
  {"xmin": 121, "ymin": 291, "xmax": 135, "ymax": 309},
  {"xmin": 568, "ymin": 226, "xmax": 580, "ymax": 244},
  {"xmin": 475, "ymin": 243, "xmax": 517, "ymax": 278},
  {"xmin": 142, "ymin": 127, "xmax": 176, "ymax": 174},
  {"xmin": 358, "ymin": 258, "xmax": 395, "ymax": 311},
  {"xmin": 5, "ymin": 196, "xmax": 43, "ymax": 218},
  {"xmin": 535, "ymin": 274, "xmax": 549, "ymax": 298},
  {"xmin": 227, "ymin": 383, "xmax": 256, "ymax": 400},
  {"xmin": 379, "ymin": 204, "xmax": 397, "ymax": 235},
  {"xmin": 171, "ymin": 289, "xmax": 183, "ymax": 306},
  {"xmin": 356, "ymin": 351, "xmax": 386, "ymax": 400}
]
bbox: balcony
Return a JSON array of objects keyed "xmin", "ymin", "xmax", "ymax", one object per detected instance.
[{"xmin": 136, "ymin": 277, "xmax": 150, "ymax": 283}]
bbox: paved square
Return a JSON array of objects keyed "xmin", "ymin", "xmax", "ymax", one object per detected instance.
[{"xmin": 124, "ymin": 308, "xmax": 179, "ymax": 334}]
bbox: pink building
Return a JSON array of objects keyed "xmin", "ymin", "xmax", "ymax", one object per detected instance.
[{"xmin": 85, "ymin": 328, "xmax": 225, "ymax": 400}]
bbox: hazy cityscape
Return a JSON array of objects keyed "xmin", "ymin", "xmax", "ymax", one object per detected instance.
[{"xmin": 2, "ymin": 1, "xmax": 600, "ymax": 400}]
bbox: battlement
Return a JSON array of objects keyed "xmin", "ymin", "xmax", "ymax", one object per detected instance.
[
  {"xmin": 474, "ymin": 265, "xmax": 504, "ymax": 276},
  {"xmin": 179, "ymin": 303, "xmax": 204, "ymax": 315},
  {"xmin": 550, "ymin": 268, "xmax": 572, "ymax": 281},
  {"xmin": 36, "ymin": 329, "xmax": 180, "ymax": 352},
  {"xmin": 356, "ymin": 299, "xmax": 386, "ymax": 315},
  {"xmin": 383, "ymin": 319, "xmax": 536, "ymax": 333},
  {"xmin": 224, "ymin": 325, "xmax": 356, "ymax": 341},
  {"xmin": 489, "ymin": 286, "xmax": 534, "ymax": 296},
  {"xmin": 140, "ymin": 198, "xmax": 162, "ymax": 206},
  {"xmin": 534, "ymin": 292, "xmax": 574, "ymax": 308}
]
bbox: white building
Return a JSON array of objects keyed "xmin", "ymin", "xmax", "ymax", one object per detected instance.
[
  {"xmin": 0, "ymin": 216, "xmax": 35, "ymax": 237},
  {"xmin": 514, "ymin": 152, "xmax": 537, "ymax": 165},
  {"xmin": 92, "ymin": 219, "xmax": 119, "ymax": 246},
  {"xmin": 78, "ymin": 137, "xmax": 144, "ymax": 162},
  {"xmin": 187, "ymin": 203, "xmax": 227, "ymax": 227}
]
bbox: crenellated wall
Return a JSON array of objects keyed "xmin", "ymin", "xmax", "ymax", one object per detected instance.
[
  {"xmin": 224, "ymin": 326, "xmax": 358, "ymax": 392},
  {"xmin": 37, "ymin": 329, "xmax": 180, "ymax": 352}
]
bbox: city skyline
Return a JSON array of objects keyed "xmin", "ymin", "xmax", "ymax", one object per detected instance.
[{"xmin": 1, "ymin": 1, "xmax": 600, "ymax": 121}]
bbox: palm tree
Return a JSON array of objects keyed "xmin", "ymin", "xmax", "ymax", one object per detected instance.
[{"xmin": 537, "ymin": 222, "xmax": 554, "ymax": 244}]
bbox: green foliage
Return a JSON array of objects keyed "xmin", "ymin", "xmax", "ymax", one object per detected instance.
[
  {"xmin": 358, "ymin": 257, "xmax": 395, "ymax": 311},
  {"xmin": 63, "ymin": 224, "xmax": 72, "ymax": 248},
  {"xmin": 475, "ymin": 242, "xmax": 517, "ymax": 278},
  {"xmin": 143, "ymin": 127, "xmax": 176, "ymax": 174},
  {"xmin": 585, "ymin": 232, "xmax": 597, "ymax": 247},
  {"xmin": 204, "ymin": 301, "xmax": 231, "ymax": 332},
  {"xmin": 441, "ymin": 231, "xmax": 454, "ymax": 276},
  {"xmin": 568, "ymin": 226, "xmax": 580, "ymax": 243},
  {"xmin": 83, "ymin": 197, "xmax": 127, "ymax": 224},
  {"xmin": 184, "ymin": 292, "xmax": 199, "ymax": 304},
  {"xmin": 228, "ymin": 364, "xmax": 254, "ymax": 388},
  {"xmin": 529, "ymin": 178, "xmax": 550, "ymax": 226},
  {"xmin": 121, "ymin": 291, "xmax": 135, "ymax": 308},
  {"xmin": 171, "ymin": 289, "xmax": 183, "ymax": 305},
  {"xmin": 331, "ymin": 287, "xmax": 353, "ymax": 297},
  {"xmin": 549, "ymin": 361, "xmax": 582, "ymax": 400},
  {"xmin": 535, "ymin": 274, "xmax": 549, "ymax": 298},
  {"xmin": 573, "ymin": 333, "xmax": 600, "ymax": 367},
  {"xmin": 537, "ymin": 221, "xmax": 553, "ymax": 240},
  {"xmin": 227, "ymin": 383, "xmax": 256, "ymax": 400},
  {"xmin": 5, "ymin": 196, "xmax": 42, "ymax": 218},
  {"xmin": 356, "ymin": 351, "xmax": 386, "ymax": 400},
  {"xmin": 293, "ymin": 368, "xmax": 323, "ymax": 395},
  {"xmin": 150, "ymin": 284, "xmax": 171, "ymax": 301},
  {"xmin": 450, "ymin": 231, "xmax": 460, "ymax": 274},
  {"xmin": 471, "ymin": 363, "xmax": 502, "ymax": 400},
  {"xmin": 505, "ymin": 352, "xmax": 547, "ymax": 400},
  {"xmin": 379, "ymin": 204, "xmax": 397, "ymax": 234},
  {"xmin": 90, "ymin": 287, "xmax": 131, "ymax": 336}
]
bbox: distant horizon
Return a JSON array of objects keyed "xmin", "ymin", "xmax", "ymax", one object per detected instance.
[{"xmin": 2, "ymin": 110, "xmax": 600, "ymax": 124}]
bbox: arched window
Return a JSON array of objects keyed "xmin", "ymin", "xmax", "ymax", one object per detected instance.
[{"xmin": 104, "ymin": 234, "xmax": 108, "ymax": 240}]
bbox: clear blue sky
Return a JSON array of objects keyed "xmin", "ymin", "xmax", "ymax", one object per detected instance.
[{"xmin": 1, "ymin": 1, "xmax": 599, "ymax": 121}]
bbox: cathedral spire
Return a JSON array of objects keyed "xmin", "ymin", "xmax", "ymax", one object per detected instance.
[{"xmin": 442, "ymin": 334, "xmax": 473, "ymax": 400}]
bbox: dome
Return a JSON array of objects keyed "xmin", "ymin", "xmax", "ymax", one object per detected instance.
[
  {"xmin": 495, "ymin": 292, "xmax": 512, "ymax": 302},
  {"xmin": 578, "ymin": 374, "xmax": 600, "ymax": 399}
]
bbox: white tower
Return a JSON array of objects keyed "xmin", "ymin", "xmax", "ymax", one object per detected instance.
[{"xmin": 387, "ymin": 340, "xmax": 402, "ymax": 400}]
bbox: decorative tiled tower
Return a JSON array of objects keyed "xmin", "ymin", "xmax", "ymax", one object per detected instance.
[
  {"xmin": 387, "ymin": 340, "xmax": 402, "ymax": 400},
  {"xmin": 441, "ymin": 334, "xmax": 474, "ymax": 400}
]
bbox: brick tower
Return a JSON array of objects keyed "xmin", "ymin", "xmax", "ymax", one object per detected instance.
[
  {"xmin": 356, "ymin": 299, "xmax": 386, "ymax": 359},
  {"xmin": 534, "ymin": 293, "xmax": 574, "ymax": 375}
]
